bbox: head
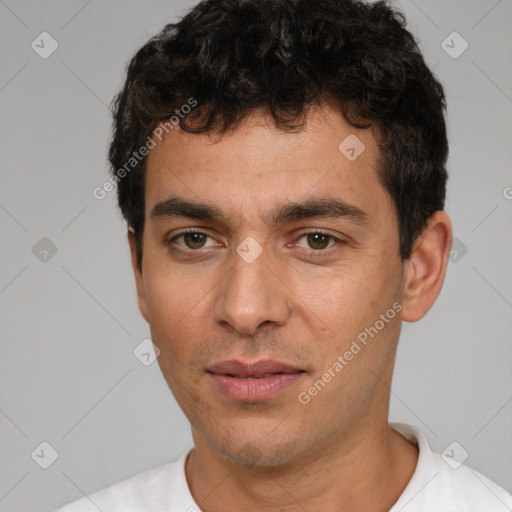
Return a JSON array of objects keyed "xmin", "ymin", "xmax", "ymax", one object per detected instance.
[{"xmin": 109, "ymin": 0, "xmax": 451, "ymax": 466}]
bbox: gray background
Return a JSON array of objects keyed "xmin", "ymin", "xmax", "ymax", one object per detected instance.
[{"xmin": 0, "ymin": 0, "xmax": 511, "ymax": 510}]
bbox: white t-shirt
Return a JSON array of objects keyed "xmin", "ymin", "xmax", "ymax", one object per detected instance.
[{"xmin": 54, "ymin": 422, "xmax": 512, "ymax": 511}]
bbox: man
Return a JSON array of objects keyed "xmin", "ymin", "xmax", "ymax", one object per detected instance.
[{"xmin": 56, "ymin": 0, "xmax": 512, "ymax": 510}]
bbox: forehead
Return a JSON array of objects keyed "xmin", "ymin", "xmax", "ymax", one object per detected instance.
[{"xmin": 143, "ymin": 104, "xmax": 393, "ymax": 224}]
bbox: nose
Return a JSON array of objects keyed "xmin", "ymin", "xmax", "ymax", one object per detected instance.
[{"xmin": 213, "ymin": 242, "xmax": 292, "ymax": 336}]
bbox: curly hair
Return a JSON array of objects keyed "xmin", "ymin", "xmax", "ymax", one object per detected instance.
[{"xmin": 108, "ymin": 0, "xmax": 448, "ymax": 266}]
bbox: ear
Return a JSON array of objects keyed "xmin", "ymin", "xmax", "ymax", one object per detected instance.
[
  {"xmin": 127, "ymin": 228, "xmax": 149, "ymax": 323},
  {"xmin": 401, "ymin": 211, "xmax": 452, "ymax": 322}
]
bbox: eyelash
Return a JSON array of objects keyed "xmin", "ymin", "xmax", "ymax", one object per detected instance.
[{"xmin": 166, "ymin": 228, "xmax": 346, "ymax": 257}]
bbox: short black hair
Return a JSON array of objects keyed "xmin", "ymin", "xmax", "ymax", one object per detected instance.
[{"xmin": 108, "ymin": 0, "xmax": 448, "ymax": 266}]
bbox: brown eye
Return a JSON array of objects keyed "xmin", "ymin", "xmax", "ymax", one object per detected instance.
[
  {"xmin": 166, "ymin": 230, "xmax": 220, "ymax": 258},
  {"xmin": 306, "ymin": 233, "xmax": 331, "ymax": 250},
  {"xmin": 182, "ymin": 232, "xmax": 208, "ymax": 249}
]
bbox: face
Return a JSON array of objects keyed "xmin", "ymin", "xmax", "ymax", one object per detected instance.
[{"xmin": 131, "ymin": 103, "xmax": 408, "ymax": 467}]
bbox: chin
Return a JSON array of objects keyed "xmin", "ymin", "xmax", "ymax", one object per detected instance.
[{"xmin": 208, "ymin": 429, "xmax": 311, "ymax": 468}]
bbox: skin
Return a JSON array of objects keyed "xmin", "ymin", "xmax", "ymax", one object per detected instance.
[{"xmin": 128, "ymin": 102, "xmax": 452, "ymax": 512}]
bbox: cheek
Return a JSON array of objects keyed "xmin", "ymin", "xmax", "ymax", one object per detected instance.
[
  {"xmin": 294, "ymin": 267, "xmax": 402, "ymax": 385},
  {"xmin": 143, "ymin": 265, "xmax": 211, "ymax": 364},
  {"xmin": 144, "ymin": 253, "xmax": 209, "ymax": 323},
  {"xmin": 295, "ymin": 262, "xmax": 394, "ymax": 332}
]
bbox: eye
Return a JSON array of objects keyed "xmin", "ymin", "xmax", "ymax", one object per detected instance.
[
  {"xmin": 168, "ymin": 230, "xmax": 218, "ymax": 251},
  {"xmin": 296, "ymin": 231, "xmax": 342, "ymax": 251}
]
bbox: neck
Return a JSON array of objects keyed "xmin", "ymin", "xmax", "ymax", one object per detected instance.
[{"xmin": 185, "ymin": 419, "xmax": 419, "ymax": 512}]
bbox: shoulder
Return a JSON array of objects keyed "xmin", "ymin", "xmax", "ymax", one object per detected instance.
[
  {"xmin": 53, "ymin": 451, "xmax": 197, "ymax": 512},
  {"xmin": 390, "ymin": 422, "xmax": 512, "ymax": 511}
]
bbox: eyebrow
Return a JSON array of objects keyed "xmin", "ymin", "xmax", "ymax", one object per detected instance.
[{"xmin": 150, "ymin": 195, "xmax": 368, "ymax": 226}]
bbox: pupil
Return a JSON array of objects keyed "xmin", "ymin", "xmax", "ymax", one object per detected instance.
[
  {"xmin": 309, "ymin": 233, "xmax": 328, "ymax": 249},
  {"xmin": 185, "ymin": 233, "xmax": 206, "ymax": 248}
]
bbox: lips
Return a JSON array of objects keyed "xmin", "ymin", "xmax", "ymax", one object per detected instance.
[{"xmin": 207, "ymin": 359, "xmax": 305, "ymax": 401}]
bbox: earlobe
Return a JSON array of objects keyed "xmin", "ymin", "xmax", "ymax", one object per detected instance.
[
  {"xmin": 127, "ymin": 229, "xmax": 150, "ymax": 323},
  {"xmin": 401, "ymin": 211, "xmax": 452, "ymax": 322}
]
